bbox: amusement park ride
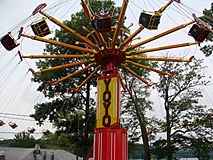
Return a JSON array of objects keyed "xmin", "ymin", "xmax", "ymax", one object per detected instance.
[{"xmin": 0, "ymin": 0, "xmax": 212, "ymax": 159}]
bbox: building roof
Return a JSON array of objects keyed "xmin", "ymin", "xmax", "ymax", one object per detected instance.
[{"xmin": 0, "ymin": 146, "xmax": 81, "ymax": 160}]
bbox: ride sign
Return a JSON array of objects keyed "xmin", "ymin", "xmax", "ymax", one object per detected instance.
[{"xmin": 96, "ymin": 73, "xmax": 120, "ymax": 128}]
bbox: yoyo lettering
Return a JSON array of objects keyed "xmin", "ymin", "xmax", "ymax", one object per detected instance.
[{"xmin": 102, "ymin": 78, "xmax": 112, "ymax": 126}]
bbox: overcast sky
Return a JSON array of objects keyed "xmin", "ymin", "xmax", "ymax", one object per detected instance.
[{"xmin": 0, "ymin": 0, "xmax": 213, "ymax": 140}]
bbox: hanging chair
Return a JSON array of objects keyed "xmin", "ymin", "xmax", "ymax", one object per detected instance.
[
  {"xmin": 0, "ymin": 33, "xmax": 19, "ymax": 51},
  {"xmin": 31, "ymin": 19, "xmax": 51, "ymax": 37},
  {"xmin": 0, "ymin": 120, "xmax": 5, "ymax": 126},
  {"xmin": 189, "ymin": 13, "xmax": 212, "ymax": 43},
  {"xmin": 188, "ymin": 24, "xmax": 211, "ymax": 43},
  {"xmin": 139, "ymin": 11, "xmax": 161, "ymax": 30},
  {"xmin": 27, "ymin": 127, "xmax": 36, "ymax": 133},
  {"xmin": 42, "ymin": 129, "xmax": 50, "ymax": 135},
  {"xmin": 9, "ymin": 122, "xmax": 18, "ymax": 129},
  {"xmin": 92, "ymin": 14, "xmax": 112, "ymax": 32}
]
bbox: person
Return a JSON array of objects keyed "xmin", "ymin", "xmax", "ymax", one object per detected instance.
[{"xmin": 51, "ymin": 152, "xmax": 55, "ymax": 160}]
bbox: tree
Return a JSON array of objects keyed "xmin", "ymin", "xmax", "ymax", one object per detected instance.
[
  {"xmin": 189, "ymin": 137, "xmax": 213, "ymax": 160},
  {"xmin": 153, "ymin": 59, "xmax": 212, "ymax": 160},
  {"xmin": 37, "ymin": 133, "xmax": 76, "ymax": 153},
  {"xmin": 128, "ymin": 143, "xmax": 145, "ymax": 159},
  {"xmin": 201, "ymin": 2, "xmax": 213, "ymax": 57},
  {"xmin": 30, "ymin": 1, "xmax": 121, "ymax": 159},
  {"xmin": 121, "ymin": 62, "xmax": 153, "ymax": 160},
  {"xmin": 9, "ymin": 131, "xmax": 36, "ymax": 148}
]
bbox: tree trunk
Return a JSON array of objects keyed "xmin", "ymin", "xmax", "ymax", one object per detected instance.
[
  {"xmin": 165, "ymin": 87, "xmax": 173, "ymax": 160},
  {"xmin": 166, "ymin": 107, "xmax": 173, "ymax": 160},
  {"xmin": 84, "ymin": 81, "xmax": 90, "ymax": 139},
  {"xmin": 139, "ymin": 115, "xmax": 151, "ymax": 160},
  {"xmin": 83, "ymin": 81, "xmax": 91, "ymax": 160},
  {"xmin": 131, "ymin": 91, "xmax": 151, "ymax": 160}
]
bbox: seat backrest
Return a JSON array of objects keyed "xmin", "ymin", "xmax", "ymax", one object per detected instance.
[
  {"xmin": 139, "ymin": 12, "xmax": 161, "ymax": 30},
  {"xmin": 92, "ymin": 15, "xmax": 112, "ymax": 32},
  {"xmin": 31, "ymin": 19, "xmax": 51, "ymax": 37},
  {"xmin": 1, "ymin": 33, "xmax": 19, "ymax": 51},
  {"xmin": 189, "ymin": 24, "xmax": 211, "ymax": 42}
]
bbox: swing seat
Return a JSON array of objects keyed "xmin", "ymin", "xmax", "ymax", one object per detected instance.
[
  {"xmin": 28, "ymin": 127, "xmax": 36, "ymax": 133},
  {"xmin": 92, "ymin": 15, "xmax": 112, "ymax": 32},
  {"xmin": 0, "ymin": 120, "xmax": 5, "ymax": 126},
  {"xmin": 188, "ymin": 24, "xmax": 211, "ymax": 43},
  {"xmin": 42, "ymin": 129, "xmax": 50, "ymax": 135},
  {"xmin": 1, "ymin": 33, "xmax": 19, "ymax": 51},
  {"xmin": 9, "ymin": 122, "xmax": 18, "ymax": 129},
  {"xmin": 139, "ymin": 12, "xmax": 161, "ymax": 30},
  {"xmin": 31, "ymin": 19, "xmax": 51, "ymax": 37}
]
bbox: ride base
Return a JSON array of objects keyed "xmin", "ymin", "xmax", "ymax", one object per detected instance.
[
  {"xmin": 93, "ymin": 127, "xmax": 128, "ymax": 160},
  {"xmin": 93, "ymin": 72, "xmax": 128, "ymax": 160}
]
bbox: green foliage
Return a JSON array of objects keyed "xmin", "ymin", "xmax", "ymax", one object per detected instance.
[
  {"xmin": 36, "ymin": 133, "xmax": 75, "ymax": 152},
  {"xmin": 9, "ymin": 131, "xmax": 36, "ymax": 148},
  {"xmin": 151, "ymin": 139, "xmax": 168, "ymax": 159},
  {"xmin": 121, "ymin": 58, "xmax": 152, "ymax": 142},
  {"xmin": 0, "ymin": 139, "xmax": 14, "ymax": 147},
  {"xmin": 201, "ymin": 3, "xmax": 213, "ymax": 57},
  {"xmin": 190, "ymin": 137, "xmax": 213, "ymax": 160},
  {"xmin": 128, "ymin": 143, "xmax": 145, "ymax": 159},
  {"xmin": 121, "ymin": 58, "xmax": 154, "ymax": 160},
  {"xmin": 152, "ymin": 59, "xmax": 212, "ymax": 159}
]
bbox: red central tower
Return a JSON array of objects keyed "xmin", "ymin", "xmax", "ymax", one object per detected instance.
[{"xmin": 93, "ymin": 62, "xmax": 128, "ymax": 160}]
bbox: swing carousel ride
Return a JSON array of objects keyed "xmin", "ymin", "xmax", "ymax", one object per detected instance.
[{"xmin": 0, "ymin": 0, "xmax": 212, "ymax": 159}]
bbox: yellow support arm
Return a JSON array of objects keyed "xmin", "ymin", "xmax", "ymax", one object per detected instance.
[
  {"xmin": 81, "ymin": 0, "xmax": 93, "ymax": 21},
  {"xmin": 128, "ymin": 21, "xmax": 195, "ymax": 50},
  {"xmin": 55, "ymin": 63, "xmax": 96, "ymax": 84},
  {"xmin": 111, "ymin": 0, "xmax": 129, "ymax": 49},
  {"xmin": 157, "ymin": 0, "xmax": 173, "ymax": 13},
  {"xmin": 76, "ymin": 66, "xmax": 101, "ymax": 91},
  {"xmin": 95, "ymin": 31, "xmax": 107, "ymax": 48},
  {"xmin": 126, "ymin": 56, "xmax": 191, "ymax": 63},
  {"xmin": 21, "ymin": 34, "xmax": 96, "ymax": 54},
  {"xmin": 36, "ymin": 60, "xmax": 94, "ymax": 74},
  {"xmin": 121, "ymin": 0, "xmax": 175, "ymax": 50},
  {"xmin": 40, "ymin": 11, "xmax": 99, "ymax": 51},
  {"xmin": 21, "ymin": 54, "xmax": 93, "ymax": 59},
  {"xmin": 120, "ymin": 64, "xmax": 150, "ymax": 85},
  {"xmin": 128, "ymin": 42, "xmax": 198, "ymax": 55},
  {"xmin": 126, "ymin": 60, "xmax": 173, "ymax": 77},
  {"xmin": 120, "ymin": 26, "xmax": 144, "ymax": 49},
  {"xmin": 81, "ymin": 1, "xmax": 107, "ymax": 47}
]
